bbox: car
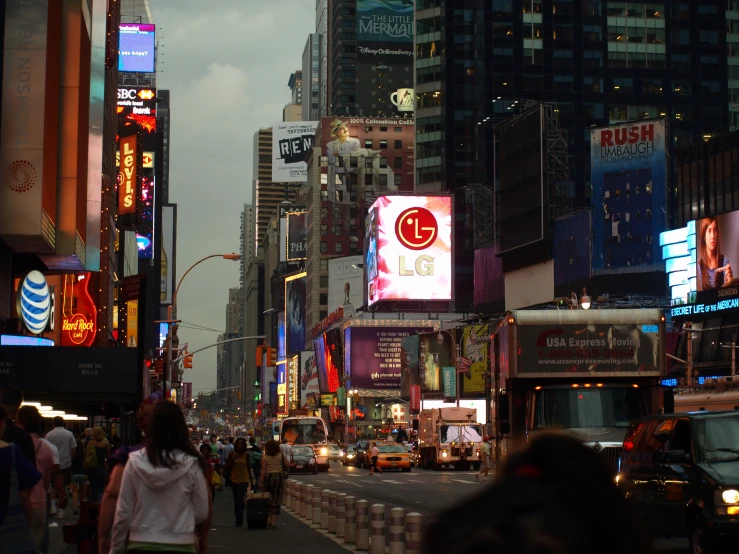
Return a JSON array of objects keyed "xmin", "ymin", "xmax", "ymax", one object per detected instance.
[
  {"xmin": 290, "ymin": 445, "xmax": 319, "ymax": 474},
  {"xmin": 375, "ymin": 444, "xmax": 412, "ymax": 472},
  {"xmin": 328, "ymin": 444, "xmax": 342, "ymax": 462},
  {"xmin": 342, "ymin": 445, "xmax": 357, "ymax": 466},
  {"xmin": 355, "ymin": 440, "xmax": 371, "ymax": 468},
  {"xmin": 406, "ymin": 444, "xmax": 420, "ymax": 467},
  {"xmin": 617, "ymin": 411, "xmax": 739, "ymax": 554}
]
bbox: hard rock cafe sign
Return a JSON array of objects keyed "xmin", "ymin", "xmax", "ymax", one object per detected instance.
[{"xmin": 61, "ymin": 273, "xmax": 97, "ymax": 347}]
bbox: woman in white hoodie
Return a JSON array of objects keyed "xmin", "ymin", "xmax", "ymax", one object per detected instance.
[{"xmin": 109, "ymin": 402, "xmax": 210, "ymax": 554}]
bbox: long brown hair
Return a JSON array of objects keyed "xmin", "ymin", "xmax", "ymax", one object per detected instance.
[
  {"xmin": 146, "ymin": 401, "xmax": 207, "ymax": 472},
  {"xmin": 699, "ymin": 217, "xmax": 722, "ymax": 288}
]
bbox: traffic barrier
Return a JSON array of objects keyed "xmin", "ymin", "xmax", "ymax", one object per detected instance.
[
  {"xmin": 370, "ymin": 504, "xmax": 386, "ymax": 554},
  {"xmin": 345, "ymin": 495, "xmax": 357, "ymax": 544},
  {"xmin": 321, "ymin": 489, "xmax": 330, "ymax": 529},
  {"xmin": 292, "ymin": 481, "xmax": 300, "ymax": 512},
  {"xmin": 389, "ymin": 507, "xmax": 405, "ymax": 554},
  {"xmin": 312, "ymin": 486, "xmax": 322, "ymax": 525},
  {"xmin": 356, "ymin": 499, "xmax": 369, "ymax": 551},
  {"xmin": 302, "ymin": 485, "xmax": 313, "ymax": 519},
  {"xmin": 405, "ymin": 512, "xmax": 423, "ymax": 554},
  {"xmin": 297, "ymin": 483, "xmax": 306, "ymax": 516},
  {"xmin": 328, "ymin": 491, "xmax": 337, "ymax": 533},
  {"xmin": 336, "ymin": 492, "xmax": 347, "ymax": 538},
  {"xmin": 284, "ymin": 480, "xmax": 291, "ymax": 507}
]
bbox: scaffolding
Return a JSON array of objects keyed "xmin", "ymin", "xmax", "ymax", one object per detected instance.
[
  {"xmin": 544, "ymin": 103, "xmax": 572, "ymax": 220},
  {"xmin": 464, "ymin": 184, "xmax": 495, "ymax": 248}
]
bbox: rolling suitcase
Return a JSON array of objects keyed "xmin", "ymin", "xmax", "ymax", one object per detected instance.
[{"xmin": 246, "ymin": 491, "xmax": 271, "ymax": 529}]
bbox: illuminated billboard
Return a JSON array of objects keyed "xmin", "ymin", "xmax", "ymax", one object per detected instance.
[
  {"xmin": 300, "ymin": 350, "xmax": 319, "ymax": 409},
  {"xmin": 356, "ymin": 0, "xmax": 413, "ymax": 63},
  {"xmin": 285, "ymin": 273, "xmax": 307, "ymax": 355},
  {"xmin": 328, "ymin": 256, "xmax": 364, "ymax": 314},
  {"xmin": 118, "ymin": 24, "xmax": 156, "ymax": 73},
  {"xmin": 286, "ymin": 211, "xmax": 307, "ymax": 261},
  {"xmin": 590, "ymin": 120, "xmax": 667, "ymax": 271},
  {"xmin": 662, "ymin": 210, "xmax": 739, "ymax": 319},
  {"xmin": 366, "ymin": 195, "xmax": 453, "ymax": 306},
  {"xmin": 277, "ymin": 311, "xmax": 286, "ymax": 361},
  {"xmin": 272, "ymin": 121, "xmax": 318, "ymax": 183}
]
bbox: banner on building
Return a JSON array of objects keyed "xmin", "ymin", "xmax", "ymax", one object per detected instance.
[
  {"xmin": 410, "ymin": 384, "xmax": 421, "ymax": 414},
  {"xmin": 461, "ymin": 326, "xmax": 488, "ymax": 394},
  {"xmin": 356, "ymin": 0, "xmax": 414, "ymax": 62},
  {"xmin": 442, "ymin": 366, "xmax": 456, "ymax": 402},
  {"xmin": 300, "ymin": 350, "xmax": 319, "ymax": 409},
  {"xmin": 286, "ymin": 212, "xmax": 307, "ymax": 261},
  {"xmin": 272, "ymin": 121, "xmax": 318, "ymax": 183}
]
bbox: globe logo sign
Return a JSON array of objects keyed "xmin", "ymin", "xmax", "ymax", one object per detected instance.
[{"xmin": 19, "ymin": 271, "xmax": 51, "ymax": 335}]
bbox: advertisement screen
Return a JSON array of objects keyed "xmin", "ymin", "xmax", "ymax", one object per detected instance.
[
  {"xmin": 136, "ymin": 176, "xmax": 155, "ymax": 259},
  {"xmin": 366, "ymin": 195, "xmax": 453, "ymax": 306},
  {"xmin": 461, "ymin": 325, "xmax": 488, "ymax": 394},
  {"xmin": 696, "ymin": 211, "xmax": 739, "ymax": 292},
  {"xmin": 272, "ymin": 121, "xmax": 318, "ymax": 183},
  {"xmin": 517, "ymin": 324, "xmax": 660, "ymax": 373},
  {"xmin": 300, "ymin": 350, "xmax": 319, "ymax": 409},
  {"xmin": 118, "ymin": 24, "xmax": 156, "ymax": 73},
  {"xmin": 590, "ymin": 120, "xmax": 667, "ymax": 272},
  {"xmin": 345, "ymin": 326, "xmax": 432, "ymax": 390},
  {"xmin": 286, "ymin": 212, "xmax": 307, "ymax": 261},
  {"xmin": 285, "ymin": 273, "xmax": 307, "ymax": 355},
  {"xmin": 277, "ymin": 364, "xmax": 287, "ymax": 415},
  {"xmin": 356, "ymin": 0, "xmax": 413, "ymax": 62},
  {"xmin": 328, "ymin": 256, "xmax": 364, "ymax": 314},
  {"xmin": 314, "ymin": 329, "xmax": 342, "ymax": 393},
  {"xmin": 117, "ymin": 134, "xmax": 138, "ymax": 219},
  {"xmin": 419, "ymin": 333, "xmax": 453, "ymax": 392},
  {"xmin": 277, "ymin": 311, "xmax": 286, "ymax": 361}
]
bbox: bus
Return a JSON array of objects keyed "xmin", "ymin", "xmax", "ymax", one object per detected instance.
[{"xmin": 279, "ymin": 416, "xmax": 330, "ymax": 471}]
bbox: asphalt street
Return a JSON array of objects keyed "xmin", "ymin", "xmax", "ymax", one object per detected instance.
[{"xmin": 288, "ymin": 460, "xmax": 691, "ymax": 554}]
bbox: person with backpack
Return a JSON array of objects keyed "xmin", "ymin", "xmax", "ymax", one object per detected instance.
[
  {"xmin": 109, "ymin": 401, "xmax": 209, "ymax": 554},
  {"xmin": 84, "ymin": 427, "xmax": 110, "ymax": 502}
]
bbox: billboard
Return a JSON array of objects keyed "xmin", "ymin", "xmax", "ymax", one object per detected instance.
[
  {"xmin": 590, "ymin": 120, "xmax": 667, "ymax": 271},
  {"xmin": 320, "ymin": 117, "xmax": 413, "ymax": 205},
  {"xmin": 118, "ymin": 24, "xmax": 156, "ymax": 73},
  {"xmin": 286, "ymin": 211, "xmax": 307, "ymax": 261},
  {"xmin": 285, "ymin": 273, "xmax": 307, "ymax": 355},
  {"xmin": 277, "ymin": 364, "xmax": 287, "ymax": 415},
  {"xmin": 356, "ymin": 0, "xmax": 414, "ymax": 62},
  {"xmin": 344, "ymin": 326, "xmax": 431, "ymax": 390},
  {"xmin": 314, "ymin": 329, "xmax": 342, "ymax": 393},
  {"xmin": 662, "ymin": 213, "xmax": 739, "ymax": 319},
  {"xmin": 328, "ymin": 256, "xmax": 364, "ymax": 314},
  {"xmin": 461, "ymin": 326, "xmax": 488, "ymax": 394},
  {"xmin": 300, "ymin": 350, "xmax": 320, "ymax": 409},
  {"xmin": 160, "ymin": 205, "xmax": 175, "ymax": 304},
  {"xmin": 272, "ymin": 121, "xmax": 318, "ymax": 182},
  {"xmin": 277, "ymin": 311, "xmax": 286, "ymax": 361},
  {"xmin": 517, "ymin": 323, "xmax": 660, "ymax": 373},
  {"xmin": 419, "ymin": 333, "xmax": 453, "ymax": 392},
  {"xmin": 117, "ymin": 134, "xmax": 139, "ymax": 220},
  {"xmin": 136, "ymin": 176, "xmax": 155, "ymax": 259},
  {"xmin": 366, "ymin": 195, "xmax": 453, "ymax": 306}
]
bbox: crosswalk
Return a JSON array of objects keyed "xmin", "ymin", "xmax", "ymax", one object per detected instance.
[{"xmin": 303, "ymin": 472, "xmax": 482, "ymax": 487}]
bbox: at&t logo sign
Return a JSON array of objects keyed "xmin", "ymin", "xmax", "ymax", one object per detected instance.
[
  {"xmin": 395, "ymin": 207, "xmax": 437, "ymax": 276},
  {"xmin": 17, "ymin": 271, "xmax": 54, "ymax": 335}
]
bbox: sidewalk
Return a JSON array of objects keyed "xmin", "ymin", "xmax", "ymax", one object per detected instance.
[{"xmin": 49, "ymin": 485, "xmax": 348, "ymax": 554}]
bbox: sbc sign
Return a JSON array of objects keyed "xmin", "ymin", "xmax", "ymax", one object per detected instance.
[{"xmin": 367, "ymin": 195, "xmax": 452, "ymax": 305}]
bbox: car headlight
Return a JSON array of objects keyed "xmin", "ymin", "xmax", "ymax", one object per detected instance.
[
  {"xmin": 308, "ymin": 458, "xmax": 316, "ymax": 464},
  {"xmin": 442, "ymin": 450, "xmax": 448, "ymax": 458},
  {"xmin": 723, "ymin": 490, "xmax": 739, "ymax": 504},
  {"xmin": 320, "ymin": 447, "xmax": 328, "ymax": 456},
  {"xmin": 347, "ymin": 454, "xmax": 354, "ymax": 459}
]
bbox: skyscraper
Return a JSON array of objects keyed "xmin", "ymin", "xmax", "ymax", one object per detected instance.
[{"xmin": 302, "ymin": 34, "xmax": 322, "ymax": 121}]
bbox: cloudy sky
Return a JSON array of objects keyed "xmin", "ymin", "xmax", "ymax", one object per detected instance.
[{"xmin": 153, "ymin": 0, "xmax": 313, "ymax": 395}]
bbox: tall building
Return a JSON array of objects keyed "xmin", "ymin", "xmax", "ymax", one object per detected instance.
[
  {"xmin": 218, "ymin": 288, "xmax": 243, "ymax": 407},
  {"xmin": 239, "ymin": 204, "xmax": 262, "ymax": 413},
  {"xmin": 415, "ymin": 0, "xmax": 730, "ymax": 311},
  {"xmin": 728, "ymin": 0, "xmax": 739, "ymax": 129},
  {"xmin": 288, "ymin": 71, "xmax": 303, "ymax": 105},
  {"xmin": 316, "ymin": 0, "xmax": 329, "ymax": 117},
  {"xmin": 302, "ymin": 34, "xmax": 322, "ymax": 121},
  {"xmin": 327, "ymin": 0, "xmax": 414, "ymax": 117}
]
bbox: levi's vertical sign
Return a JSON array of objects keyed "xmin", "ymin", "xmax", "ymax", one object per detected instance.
[{"xmin": 118, "ymin": 134, "xmax": 138, "ymax": 222}]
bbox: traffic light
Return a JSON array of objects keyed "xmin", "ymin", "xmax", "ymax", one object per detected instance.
[
  {"xmin": 266, "ymin": 346, "xmax": 277, "ymax": 367},
  {"xmin": 183, "ymin": 350, "xmax": 193, "ymax": 370},
  {"xmin": 255, "ymin": 345, "xmax": 263, "ymax": 366}
]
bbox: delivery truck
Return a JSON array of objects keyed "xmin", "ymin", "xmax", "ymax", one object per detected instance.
[{"xmin": 418, "ymin": 407, "xmax": 484, "ymax": 470}]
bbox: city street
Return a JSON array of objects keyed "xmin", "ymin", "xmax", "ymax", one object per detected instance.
[{"xmin": 289, "ymin": 460, "xmax": 691, "ymax": 554}]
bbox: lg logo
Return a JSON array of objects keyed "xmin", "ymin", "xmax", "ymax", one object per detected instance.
[{"xmin": 395, "ymin": 207, "xmax": 438, "ymax": 277}]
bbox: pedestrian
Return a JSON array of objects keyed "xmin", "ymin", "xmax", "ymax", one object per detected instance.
[
  {"xmin": 369, "ymin": 442, "xmax": 381, "ymax": 475},
  {"xmin": 70, "ymin": 431, "xmax": 88, "ymax": 515},
  {"xmin": 260, "ymin": 439, "xmax": 289, "ymax": 529},
  {"xmin": 0, "ymin": 385, "xmax": 37, "ymax": 467},
  {"xmin": 279, "ymin": 437, "xmax": 293, "ymax": 465},
  {"xmin": 221, "ymin": 438, "xmax": 234, "ymax": 482},
  {"xmin": 249, "ymin": 439, "xmax": 263, "ymax": 492},
  {"xmin": 84, "ymin": 426, "xmax": 110, "ymax": 502},
  {"xmin": 476, "ymin": 436, "xmax": 491, "ymax": 482},
  {"xmin": 98, "ymin": 402, "xmax": 152, "ymax": 554},
  {"xmin": 17, "ymin": 406, "xmax": 65, "ymax": 553},
  {"xmin": 396, "ymin": 426, "xmax": 408, "ymax": 444},
  {"xmin": 0, "ymin": 404, "xmax": 42, "ymax": 550},
  {"xmin": 423, "ymin": 434, "xmax": 649, "ymax": 554},
  {"xmin": 224, "ymin": 438, "xmax": 252, "ymax": 527},
  {"xmin": 200, "ymin": 444, "xmax": 216, "ymax": 501},
  {"xmin": 44, "ymin": 416, "xmax": 77, "ymax": 518},
  {"xmin": 109, "ymin": 401, "xmax": 210, "ymax": 554}
]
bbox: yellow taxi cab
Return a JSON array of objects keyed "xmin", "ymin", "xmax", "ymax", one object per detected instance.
[{"xmin": 376, "ymin": 443, "xmax": 412, "ymax": 472}]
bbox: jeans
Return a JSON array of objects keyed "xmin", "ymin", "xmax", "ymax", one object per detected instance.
[{"xmin": 231, "ymin": 482, "xmax": 248, "ymax": 524}]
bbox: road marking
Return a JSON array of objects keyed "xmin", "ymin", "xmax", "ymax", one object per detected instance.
[
  {"xmin": 381, "ymin": 479, "xmax": 403, "ymax": 484},
  {"xmin": 408, "ymin": 480, "xmax": 422, "ymax": 483},
  {"xmin": 451, "ymin": 479, "xmax": 477, "ymax": 484}
]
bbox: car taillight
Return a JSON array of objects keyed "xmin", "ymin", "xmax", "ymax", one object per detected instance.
[{"xmin": 623, "ymin": 439, "xmax": 635, "ymax": 452}]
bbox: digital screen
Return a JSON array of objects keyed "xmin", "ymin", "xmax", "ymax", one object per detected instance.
[
  {"xmin": 695, "ymin": 211, "xmax": 739, "ymax": 292},
  {"xmin": 366, "ymin": 195, "xmax": 453, "ymax": 306},
  {"xmin": 0, "ymin": 335, "xmax": 53, "ymax": 346},
  {"xmin": 137, "ymin": 176, "xmax": 155, "ymax": 259},
  {"xmin": 118, "ymin": 24, "xmax": 156, "ymax": 73},
  {"xmin": 277, "ymin": 311, "xmax": 286, "ymax": 361},
  {"xmin": 285, "ymin": 273, "xmax": 306, "ymax": 355},
  {"xmin": 314, "ymin": 330, "xmax": 341, "ymax": 393}
]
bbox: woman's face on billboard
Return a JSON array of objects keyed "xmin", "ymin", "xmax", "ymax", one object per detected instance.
[{"xmin": 705, "ymin": 220, "xmax": 718, "ymax": 253}]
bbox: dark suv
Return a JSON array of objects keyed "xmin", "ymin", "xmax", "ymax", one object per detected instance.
[{"xmin": 618, "ymin": 411, "xmax": 739, "ymax": 554}]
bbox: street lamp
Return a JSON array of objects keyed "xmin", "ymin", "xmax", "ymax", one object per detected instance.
[
  {"xmin": 580, "ymin": 288, "xmax": 592, "ymax": 310},
  {"xmin": 163, "ymin": 253, "xmax": 241, "ymax": 398}
]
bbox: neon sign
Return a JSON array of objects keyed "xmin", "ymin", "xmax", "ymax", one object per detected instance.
[{"xmin": 61, "ymin": 273, "xmax": 97, "ymax": 347}]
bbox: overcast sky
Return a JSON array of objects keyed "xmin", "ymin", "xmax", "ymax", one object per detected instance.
[{"xmin": 153, "ymin": 0, "xmax": 313, "ymax": 395}]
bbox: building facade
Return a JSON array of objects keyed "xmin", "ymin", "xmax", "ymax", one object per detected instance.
[{"xmin": 303, "ymin": 34, "xmax": 323, "ymax": 121}]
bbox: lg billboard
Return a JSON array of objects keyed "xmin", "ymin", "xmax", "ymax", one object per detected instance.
[{"xmin": 365, "ymin": 195, "xmax": 453, "ymax": 306}]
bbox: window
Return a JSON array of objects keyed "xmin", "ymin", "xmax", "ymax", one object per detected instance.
[
  {"xmin": 350, "ymin": 157, "xmax": 358, "ymax": 168},
  {"xmin": 365, "ymin": 126, "xmax": 373, "ymax": 132},
  {"xmin": 554, "ymin": 75, "xmax": 574, "ymax": 92},
  {"xmin": 320, "ymin": 224, "xmax": 328, "ymax": 236},
  {"xmin": 672, "ymin": 54, "xmax": 691, "ymax": 70},
  {"xmin": 673, "ymin": 3, "xmax": 689, "ymax": 20},
  {"xmin": 320, "ymin": 207, "xmax": 328, "ymax": 219},
  {"xmin": 394, "ymin": 127, "xmax": 403, "ymax": 132},
  {"xmin": 332, "ymin": 224, "xmax": 342, "ymax": 235},
  {"xmin": 642, "ymin": 79, "xmax": 662, "ymax": 95},
  {"xmin": 380, "ymin": 126, "xmax": 387, "ymax": 132},
  {"xmin": 553, "ymin": 50, "xmax": 572, "ymax": 66},
  {"xmin": 582, "ymin": 0, "xmax": 601, "ymax": 16},
  {"xmin": 379, "ymin": 157, "xmax": 388, "ymax": 168},
  {"xmin": 394, "ymin": 157, "xmax": 403, "ymax": 169},
  {"xmin": 673, "ymin": 81, "xmax": 690, "ymax": 96},
  {"xmin": 583, "ymin": 77, "xmax": 602, "ymax": 93},
  {"xmin": 365, "ymin": 158, "xmax": 373, "ymax": 169},
  {"xmin": 672, "ymin": 29, "xmax": 690, "ymax": 46},
  {"xmin": 319, "ymin": 310, "xmax": 328, "ymax": 319},
  {"xmin": 394, "ymin": 140, "xmax": 402, "ymax": 149},
  {"xmin": 320, "ymin": 276, "xmax": 329, "ymax": 288},
  {"xmin": 701, "ymin": 81, "xmax": 720, "ymax": 95},
  {"xmin": 320, "ymin": 241, "xmax": 328, "ymax": 254},
  {"xmin": 394, "ymin": 174, "xmax": 402, "ymax": 186},
  {"xmin": 320, "ymin": 190, "xmax": 328, "ymax": 202},
  {"xmin": 365, "ymin": 139, "xmax": 373, "ymax": 148},
  {"xmin": 582, "ymin": 25, "xmax": 602, "ymax": 42},
  {"xmin": 553, "ymin": 25, "xmax": 573, "ymax": 41},
  {"xmin": 379, "ymin": 140, "xmax": 388, "ymax": 149},
  {"xmin": 335, "ymin": 242, "xmax": 343, "ymax": 254},
  {"xmin": 613, "ymin": 78, "xmax": 632, "ymax": 94},
  {"xmin": 379, "ymin": 174, "xmax": 388, "ymax": 187},
  {"xmin": 320, "ymin": 293, "xmax": 328, "ymax": 305},
  {"xmin": 320, "ymin": 259, "xmax": 329, "ymax": 271},
  {"xmin": 584, "ymin": 103, "xmax": 604, "ymax": 120},
  {"xmin": 609, "ymin": 104, "xmax": 628, "ymax": 122},
  {"xmin": 365, "ymin": 174, "xmax": 373, "ymax": 186}
]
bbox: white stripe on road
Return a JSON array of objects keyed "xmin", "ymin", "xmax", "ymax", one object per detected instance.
[
  {"xmin": 408, "ymin": 480, "xmax": 422, "ymax": 483},
  {"xmin": 380, "ymin": 479, "xmax": 403, "ymax": 484},
  {"xmin": 451, "ymin": 479, "xmax": 477, "ymax": 484}
]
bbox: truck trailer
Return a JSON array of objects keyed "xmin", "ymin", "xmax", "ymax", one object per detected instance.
[
  {"xmin": 494, "ymin": 309, "xmax": 666, "ymax": 475},
  {"xmin": 418, "ymin": 407, "xmax": 484, "ymax": 470}
]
